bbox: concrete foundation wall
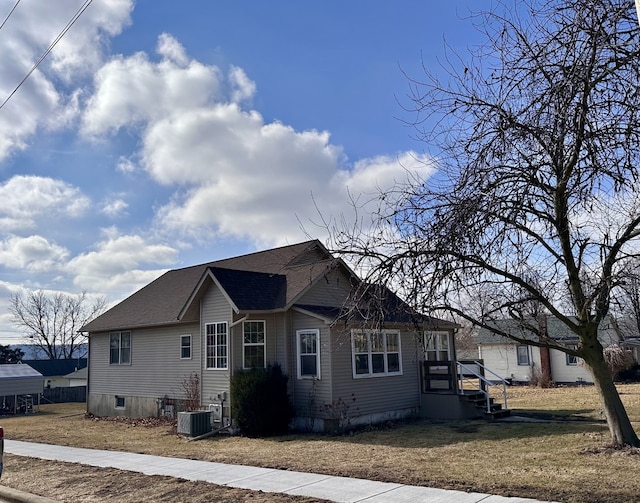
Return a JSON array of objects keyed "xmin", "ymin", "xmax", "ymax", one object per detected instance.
[
  {"xmin": 292, "ymin": 406, "xmax": 418, "ymax": 433},
  {"xmin": 88, "ymin": 393, "xmax": 159, "ymax": 418}
]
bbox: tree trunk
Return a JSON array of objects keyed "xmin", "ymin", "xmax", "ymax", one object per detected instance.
[
  {"xmin": 538, "ymin": 316, "xmax": 553, "ymax": 385},
  {"xmin": 583, "ymin": 343, "xmax": 640, "ymax": 447}
]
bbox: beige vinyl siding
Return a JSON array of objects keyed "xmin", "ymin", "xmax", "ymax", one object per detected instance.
[
  {"xmin": 230, "ymin": 313, "xmax": 282, "ymax": 371},
  {"xmin": 200, "ymin": 284, "xmax": 233, "ymax": 403},
  {"xmin": 297, "ymin": 268, "xmax": 352, "ymax": 306},
  {"xmin": 478, "ymin": 343, "xmax": 541, "ymax": 382},
  {"xmin": 274, "ymin": 312, "xmax": 288, "ymax": 374},
  {"xmin": 290, "ymin": 310, "xmax": 332, "ymax": 416},
  {"xmin": 328, "ymin": 325, "xmax": 421, "ymax": 419},
  {"xmin": 549, "ymin": 348, "xmax": 593, "ymax": 383},
  {"xmin": 88, "ymin": 322, "xmax": 200, "ymax": 398}
]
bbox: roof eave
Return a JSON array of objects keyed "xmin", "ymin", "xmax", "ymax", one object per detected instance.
[
  {"xmin": 87, "ymin": 318, "xmax": 193, "ymax": 335},
  {"xmin": 291, "ymin": 306, "xmax": 335, "ymax": 324}
]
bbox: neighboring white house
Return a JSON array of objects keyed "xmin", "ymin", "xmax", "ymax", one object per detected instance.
[
  {"xmin": 476, "ymin": 317, "xmax": 622, "ymax": 384},
  {"xmin": 64, "ymin": 366, "xmax": 88, "ymax": 388}
]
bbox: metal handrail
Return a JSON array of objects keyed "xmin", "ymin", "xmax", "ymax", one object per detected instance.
[{"xmin": 457, "ymin": 360, "xmax": 509, "ymax": 414}]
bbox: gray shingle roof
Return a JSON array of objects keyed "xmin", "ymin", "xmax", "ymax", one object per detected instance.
[
  {"xmin": 82, "ymin": 240, "xmax": 456, "ymax": 333},
  {"xmin": 476, "ymin": 316, "xmax": 620, "ymax": 345},
  {"xmin": 82, "ymin": 240, "xmax": 336, "ymax": 332}
]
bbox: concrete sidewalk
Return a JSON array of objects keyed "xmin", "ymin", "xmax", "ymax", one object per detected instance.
[{"xmin": 4, "ymin": 440, "xmax": 561, "ymax": 503}]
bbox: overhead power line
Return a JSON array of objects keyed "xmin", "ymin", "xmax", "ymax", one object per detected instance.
[
  {"xmin": 0, "ymin": 0, "xmax": 94, "ymax": 112},
  {"xmin": 0, "ymin": 0, "xmax": 21, "ymax": 32}
]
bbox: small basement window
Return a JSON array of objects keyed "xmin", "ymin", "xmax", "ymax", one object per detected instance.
[{"xmin": 115, "ymin": 396, "xmax": 125, "ymax": 408}]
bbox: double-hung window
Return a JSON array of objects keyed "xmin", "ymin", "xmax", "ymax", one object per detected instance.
[
  {"xmin": 243, "ymin": 321, "xmax": 265, "ymax": 368},
  {"xmin": 351, "ymin": 330, "xmax": 402, "ymax": 378},
  {"xmin": 566, "ymin": 344, "xmax": 578, "ymax": 366},
  {"xmin": 517, "ymin": 345, "xmax": 530, "ymax": 365},
  {"xmin": 297, "ymin": 329, "xmax": 320, "ymax": 379},
  {"xmin": 110, "ymin": 331, "xmax": 131, "ymax": 365},
  {"xmin": 180, "ymin": 335, "xmax": 192, "ymax": 359},
  {"xmin": 206, "ymin": 323, "xmax": 228, "ymax": 369}
]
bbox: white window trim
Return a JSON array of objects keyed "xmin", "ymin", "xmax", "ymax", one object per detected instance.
[
  {"xmin": 243, "ymin": 320, "xmax": 266, "ymax": 369},
  {"xmin": 205, "ymin": 322, "xmax": 228, "ymax": 370},
  {"xmin": 566, "ymin": 344, "xmax": 578, "ymax": 366},
  {"xmin": 424, "ymin": 331, "xmax": 451, "ymax": 361},
  {"xmin": 517, "ymin": 345, "xmax": 530, "ymax": 366},
  {"xmin": 296, "ymin": 329, "xmax": 321, "ymax": 380},
  {"xmin": 109, "ymin": 331, "xmax": 131, "ymax": 365},
  {"xmin": 180, "ymin": 334, "xmax": 192, "ymax": 360},
  {"xmin": 351, "ymin": 329, "xmax": 403, "ymax": 379}
]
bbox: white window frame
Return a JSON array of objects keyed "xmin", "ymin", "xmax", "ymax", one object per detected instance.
[
  {"xmin": 566, "ymin": 344, "xmax": 578, "ymax": 366},
  {"xmin": 205, "ymin": 322, "xmax": 228, "ymax": 370},
  {"xmin": 296, "ymin": 329, "xmax": 320, "ymax": 379},
  {"xmin": 351, "ymin": 330, "xmax": 402, "ymax": 379},
  {"xmin": 180, "ymin": 334, "xmax": 192, "ymax": 360},
  {"xmin": 243, "ymin": 320, "xmax": 266, "ymax": 369},
  {"xmin": 115, "ymin": 396, "xmax": 125, "ymax": 409},
  {"xmin": 109, "ymin": 331, "xmax": 131, "ymax": 365},
  {"xmin": 517, "ymin": 345, "xmax": 530, "ymax": 366},
  {"xmin": 424, "ymin": 331, "xmax": 451, "ymax": 361}
]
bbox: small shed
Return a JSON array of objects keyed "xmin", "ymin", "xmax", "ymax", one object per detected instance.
[{"xmin": 0, "ymin": 363, "xmax": 44, "ymax": 414}]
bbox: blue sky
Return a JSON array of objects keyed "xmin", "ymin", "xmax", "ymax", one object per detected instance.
[{"xmin": 0, "ymin": 0, "xmax": 483, "ymax": 344}]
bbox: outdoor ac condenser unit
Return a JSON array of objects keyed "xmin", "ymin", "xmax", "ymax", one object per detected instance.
[{"xmin": 177, "ymin": 411, "xmax": 212, "ymax": 436}]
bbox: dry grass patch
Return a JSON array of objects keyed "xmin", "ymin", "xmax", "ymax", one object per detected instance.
[
  {"xmin": 2, "ymin": 384, "xmax": 640, "ymax": 502},
  {"xmin": 1, "ymin": 455, "xmax": 326, "ymax": 503}
]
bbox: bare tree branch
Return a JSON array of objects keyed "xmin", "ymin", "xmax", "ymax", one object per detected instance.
[
  {"xmin": 9, "ymin": 290, "xmax": 106, "ymax": 359},
  {"xmin": 331, "ymin": 0, "xmax": 640, "ymax": 447}
]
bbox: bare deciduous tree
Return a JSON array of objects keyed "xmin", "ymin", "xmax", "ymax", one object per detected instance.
[
  {"xmin": 9, "ymin": 290, "xmax": 106, "ymax": 360},
  {"xmin": 332, "ymin": 0, "xmax": 640, "ymax": 446}
]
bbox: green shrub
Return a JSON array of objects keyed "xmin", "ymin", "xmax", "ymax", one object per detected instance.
[{"xmin": 230, "ymin": 363, "xmax": 294, "ymax": 436}]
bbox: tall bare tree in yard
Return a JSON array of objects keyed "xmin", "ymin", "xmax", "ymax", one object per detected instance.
[
  {"xmin": 9, "ymin": 290, "xmax": 106, "ymax": 359},
  {"xmin": 332, "ymin": 0, "xmax": 640, "ymax": 446}
]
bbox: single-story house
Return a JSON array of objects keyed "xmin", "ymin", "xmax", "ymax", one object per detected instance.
[
  {"xmin": 476, "ymin": 317, "xmax": 621, "ymax": 384},
  {"xmin": 0, "ymin": 363, "xmax": 43, "ymax": 414},
  {"xmin": 82, "ymin": 240, "xmax": 495, "ymax": 431},
  {"xmin": 64, "ymin": 366, "xmax": 88, "ymax": 388},
  {"xmin": 24, "ymin": 359, "xmax": 87, "ymax": 389}
]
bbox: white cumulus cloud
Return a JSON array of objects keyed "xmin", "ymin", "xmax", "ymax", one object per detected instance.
[
  {"xmin": 0, "ymin": 0, "xmax": 133, "ymax": 161},
  {"xmin": 0, "ymin": 235, "xmax": 69, "ymax": 272},
  {"xmin": 101, "ymin": 198, "xmax": 129, "ymax": 218},
  {"xmin": 0, "ymin": 175, "xmax": 90, "ymax": 231},
  {"xmin": 81, "ymin": 35, "xmax": 223, "ymax": 137},
  {"xmin": 66, "ymin": 229, "xmax": 178, "ymax": 295}
]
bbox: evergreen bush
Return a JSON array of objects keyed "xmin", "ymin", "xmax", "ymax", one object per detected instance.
[{"xmin": 230, "ymin": 363, "xmax": 293, "ymax": 436}]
